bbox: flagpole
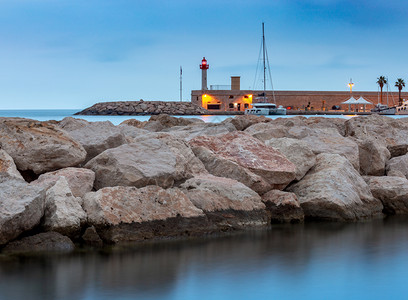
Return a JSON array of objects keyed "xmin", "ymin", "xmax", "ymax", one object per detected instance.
[{"xmin": 180, "ymin": 66, "xmax": 182, "ymax": 102}]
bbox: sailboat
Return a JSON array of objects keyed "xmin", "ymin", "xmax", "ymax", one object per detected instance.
[{"xmin": 245, "ymin": 23, "xmax": 286, "ymax": 116}]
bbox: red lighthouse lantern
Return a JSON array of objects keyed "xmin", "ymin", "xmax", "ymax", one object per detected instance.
[{"xmin": 200, "ymin": 57, "xmax": 209, "ymax": 70}]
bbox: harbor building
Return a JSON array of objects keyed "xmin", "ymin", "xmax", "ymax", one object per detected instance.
[{"xmin": 191, "ymin": 58, "xmax": 407, "ymax": 112}]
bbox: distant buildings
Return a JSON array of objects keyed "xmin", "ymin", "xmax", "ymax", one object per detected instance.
[{"xmin": 191, "ymin": 57, "xmax": 406, "ymax": 112}]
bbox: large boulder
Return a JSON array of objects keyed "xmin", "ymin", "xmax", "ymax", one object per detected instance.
[
  {"xmin": 261, "ymin": 190, "xmax": 304, "ymax": 223},
  {"xmin": 245, "ymin": 118, "xmax": 360, "ymax": 170},
  {"xmin": 85, "ymin": 134, "xmax": 206, "ymax": 190},
  {"xmin": 142, "ymin": 114, "xmax": 204, "ymax": 132},
  {"xmin": 365, "ymin": 176, "xmax": 408, "ymax": 215},
  {"xmin": 0, "ymin": 149, "xmax": 24, "ymax": 180},
  {"xmin": 221, "ymin": 115, "xmax": 271, "ymax": 131},
  {"xmin": 356, "ymin": 138, "xmax": 391, "ymax": 176},
  {"xmin": 42, "ymin": 177, "xmax": 87, "ymax": 236},
  {"xmin": 82, "ymin": 185, "xmax": 207, "ymax": 243},
  {"xmin": 163, "ymin": 122, "xmax": 237, "ymax": 141},
  {"xmin": 189, "ymin": 132, "xmax": 296, "ymax": 192},
  {"xmin": 386, "ymin": 154, "xmax": 408, "ymax": 179},
  {"xmin": 2, "ymin": 232, "xmax": 75, "ymax": 254},
  {"xmin": 264, "ymin": 137, "xmax": 316, "ymax": 181},
  {"xmin": 0, "ymin": 118, "xmax": 86, "ymax": 174},
  {"xmin": 181, "ymin": 175, "xmax": 268, "ymax": 228},
  {"xmin": 345, "ymin": 115, "xmax": 408, "ymax": 157},
  {"xmin": 58, "ymin": 117, "xmax": 127, "ymax": 163},
  {"xmin": 287, "ymin": 153, "xmax": 383, "ymax": 221},
  {"xmin": 31, "ymin": 167, "xmax": 95, "ymax": 198},
  {"xmin": 0, "ymin": 175, "xmax": 46, "ymax": 245}
]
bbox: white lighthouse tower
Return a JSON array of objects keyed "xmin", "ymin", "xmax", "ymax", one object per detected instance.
[{"xmin": 200, "ymin": 57, "xmax": 209, "ymax": 90}]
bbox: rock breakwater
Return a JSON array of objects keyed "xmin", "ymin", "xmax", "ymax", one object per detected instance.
[
  {"xmin": 75, "ymin": 101, "xmax": 211, "ymax": 115},
  {"xmin": 1, "ymin": 114, "xmax": 408, "ymax": 254}
]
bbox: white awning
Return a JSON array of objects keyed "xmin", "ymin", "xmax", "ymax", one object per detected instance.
[
  {"xmin": 342, "ymin": 97, "xmax": 357, "ymax": 104},
  {"xmin": 355, "ymin": 96, "xmax": 372, "ymax": 104}
]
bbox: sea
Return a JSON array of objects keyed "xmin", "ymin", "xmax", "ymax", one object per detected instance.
[{"xmin": 1, "ymin": 109, "xmax": 408, "ymax": 300}]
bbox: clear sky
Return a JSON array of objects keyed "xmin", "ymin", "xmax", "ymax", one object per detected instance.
[{"xmin": 1, "ymin": 0, "xmax": 407, "ymax": 109}]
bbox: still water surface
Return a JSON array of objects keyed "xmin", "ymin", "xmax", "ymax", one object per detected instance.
[
  {"xmin": 0, "ymin": 109, "xmax": 385, "ymax": 125},
  {"xmin": 1, "ymin": 218, "xmax": 408, "ymax": 300}
]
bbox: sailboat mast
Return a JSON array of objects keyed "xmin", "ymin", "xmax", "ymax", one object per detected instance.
[{"xmin": 262, "ymin": 22, "xmax": 266, "ymax": 102}]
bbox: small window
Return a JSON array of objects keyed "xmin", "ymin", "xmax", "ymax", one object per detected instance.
[
  {"xmin": 229, "ymin": 95, "xmax": 234, "ymax": 99},
  {"xmin": 244, "ymin": 95, "xmax": 248, "ymax": 99},
  {"xmin": 229, "ymin": 103, "xmax": 234, "ymax": 108},
  {"xmin": 244, "ymin": 103, "xmax": 249, "ymax": 108},
  {"xmin": 207, "ymin": 104, "xmax": 221, "ymax": 110}
]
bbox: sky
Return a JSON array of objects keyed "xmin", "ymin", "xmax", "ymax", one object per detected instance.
[{"xmin": 1, "ymin": 0, "xmax": 408, "ymax": 109}]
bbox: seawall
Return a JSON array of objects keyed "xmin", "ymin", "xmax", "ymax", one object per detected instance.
[{"xmin": 75, "ymin": 101, "xmax": 212, "ymax": 116}]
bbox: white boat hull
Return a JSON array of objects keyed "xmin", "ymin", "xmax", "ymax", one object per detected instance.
[{"xmin": 245, "ymin": 108, "xmax": 286, "ymax": 115}]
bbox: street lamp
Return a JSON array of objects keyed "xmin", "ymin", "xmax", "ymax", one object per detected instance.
[{"xmin": 348, "ymin": 78, "xmax": 354, "ymax": 94}]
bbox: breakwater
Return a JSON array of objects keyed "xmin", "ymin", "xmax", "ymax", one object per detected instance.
[
  {"xmin": 75, "ymin": 100, "xmax": 211, "ymax": 115},
  {"xmin": 1, "ymin": 114, "xmax": 408, "ymax": 254}
]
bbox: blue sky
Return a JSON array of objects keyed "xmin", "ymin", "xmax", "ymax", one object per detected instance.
[{"xmin": 1, "ymin": 0, "xmax": 407, "ymax": 109}]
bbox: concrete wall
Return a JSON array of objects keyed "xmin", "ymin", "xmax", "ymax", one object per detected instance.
[{"xmin": 191, "ymin": 89, "xmax": 408, "ymax": 112}]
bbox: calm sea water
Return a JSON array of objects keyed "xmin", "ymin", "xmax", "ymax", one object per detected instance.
[
  {"xmin": 0, "ymin": 109, "xmax": 397, "ymax": 124},
  {"xmin": 1, "ymin": 218, "xmax": 408, "ymax": 300}
]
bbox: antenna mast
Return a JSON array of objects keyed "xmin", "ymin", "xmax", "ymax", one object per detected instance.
[{"xmin": 262, "ymin": 22, "xmax": 266, "ymax": 101}]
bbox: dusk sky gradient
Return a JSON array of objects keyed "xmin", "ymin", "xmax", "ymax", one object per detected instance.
[{"xmin": 1, "ymin": 0, "xmax": 408, "ymax": 109}]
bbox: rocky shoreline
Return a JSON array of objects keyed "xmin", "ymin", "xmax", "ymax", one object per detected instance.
[{"xmin": 1, "ymin": 114, "xmax": 408, "ymax": 254}]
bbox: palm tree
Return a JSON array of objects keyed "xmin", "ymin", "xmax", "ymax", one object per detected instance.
[
  {"xmin": 377, "ymin": 76, "xmax": 387, "ymax": 104},
  {"xmin": 395, "ymin": 78, "xmax": 405, "ymax": 106}
]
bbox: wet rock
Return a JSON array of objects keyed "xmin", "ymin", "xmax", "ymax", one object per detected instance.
[
  {"xmin": 261, "ymin": 190, "xmax": 304, "ymax": 223},
  {"xmin": 2, "ymin": 232, "xmax": 75, "ymax": 254},
  {"xmin": 82, "ymin": 226, "xmax": 103, "ymax": 247},
  {"xmin": 366, "ymin": 176, "xmax": 408, "ymax": 215},
  {"xmin": 0, "ymin": 175, "xmax": 46, "ymax": 245},
  {"xmin": 189, "ymin": 132, "xmax": 296, "ymax": 191},
  {"xmin": 0, "ymin": 118, "xmax": 86, "ymax": 174},
  {"xmin": 181, "ymin": 174, "xmax": 268, "ymax": 228},
  {"xmin": 58, "ymin": 117, "xmax": 127, "ymax": 163},
  {"xmin": 83, "ymin": 185, "xmax": 207, "ymax": 243},
  {"xmin": 0, "ymin": 149, "xmax": 23, "ymax": 180},
  {"xmin": 287, "ymin": 153, "xmax": 383, "ymax": 221},
  {"xmin": 386, "ymin": 154, "xmax": 408, "ymax": 179},
  {"xmin": 42, "ymin": 177, "xmax": 87, "ymax": 236},
  {"xmin": 86, "ymin": 134, "xmax": 206, "ymax": 190},
  {"xmin": 32, "ymin": 167, "xmax": 95, "ymax": 197},
  {"xmin": 264, "ymin": 137, "xmax": 316, "ymax": 181}
]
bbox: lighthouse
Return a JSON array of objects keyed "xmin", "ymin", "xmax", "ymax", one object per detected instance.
[{"xmin": 200, "ymin": 57, "xmax": 209, "ymax": 90}]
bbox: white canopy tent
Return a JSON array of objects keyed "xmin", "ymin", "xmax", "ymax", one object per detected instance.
[{"xmin": 342, "ymin": 96, "xmax": 372, "ymax": 112}]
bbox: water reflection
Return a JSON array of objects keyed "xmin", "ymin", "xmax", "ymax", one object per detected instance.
[{"xmin": 1, "ymin": 217, "xmax": 408, "ymax": 300}]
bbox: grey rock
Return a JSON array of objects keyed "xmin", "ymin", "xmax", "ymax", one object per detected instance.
[
  {"xmin": 2, "ymin": 232, "xmax": 75, "ymax": 254},
  {"xmin": 0, "ymin": 175, "xmax": 46, "ymax": 245},
  {"xmin": 386, "ymin": 154, "xmax": 408, "ymax": 179},
  {"xmin": 287, "ymin": 153, "xmax": 383, "ymax": 221},
  {"xmin": 59, "ymin": 117, "xmax": 127, "ymax": 163},
  {"xmin": 262, "ymin": 190, "xmax": 304, "ymax": 223},
  {"xmin": 366, "ymin": 176, "xmax": 408, "ymax": 215},
  {"xmin": 86, "ymin": 134, "xmax": 206, "ymax": 190},
  {"xmin": 42, "ymin": 177, "xmax": 87, "ymax": 236},
  {"xmin": 0, "ymin": 149, "xmax": 23, "ymax": 180},
  {"xmin": 265, "ymin": 137, "xmax": 316, "ymax": 181},
  {"xmin": 0, "ymin": 118, "xmax": 86, "ymax": 174}
]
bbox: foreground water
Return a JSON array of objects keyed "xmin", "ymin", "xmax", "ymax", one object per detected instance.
[
  {"xmin": 3, "ymin": 109, "xmax": 407, "ymax": 125},
  {"xmin": 1, "ymin": 218, "xmax": 408, "ymax": 300}
]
